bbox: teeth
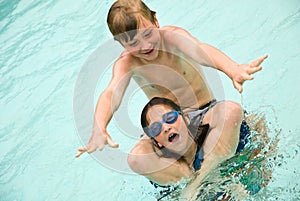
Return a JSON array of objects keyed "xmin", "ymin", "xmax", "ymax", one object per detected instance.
[{"xmin": 168, "ymin": 133, "xmax": 177, "ymax": 142}]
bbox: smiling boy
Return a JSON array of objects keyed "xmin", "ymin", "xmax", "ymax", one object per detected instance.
[{"xmin": 75, "ymin": 0, "xmax": 267, "ymax": 183}]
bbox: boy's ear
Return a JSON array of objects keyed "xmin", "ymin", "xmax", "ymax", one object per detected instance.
[{"xmin": 153, "ymin": 13, "xmax": 160, "ymax": 28}]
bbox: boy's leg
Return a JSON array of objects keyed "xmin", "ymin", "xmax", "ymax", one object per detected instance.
[
  {"xmin": 127, "ymin": 100, "xmax": 243, "ymax": 180},
  {"xmin": 201, "ymin": 100, "xmax": 243, "ymax": 158},
  {"xmin": 128, "ymin": 136, "xmax": 177, "ymax": 174},
  {"xmin": 127, "ymin": 136, "xmax": 158, "ymax": 174},
  {"xmin": 128, "ymin": 136, "xmax": 192, "ymax": 184}
]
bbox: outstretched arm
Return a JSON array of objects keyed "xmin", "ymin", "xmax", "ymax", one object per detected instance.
[
  {"xmin": 200, "ymin": 44, "xmax": 268, "ymax": 93},
  {"xmin": 164, "ymin": 27, "xmax": 268, "ymax": 93},
  {"xmin": 76, "ymin": 58, "xmax": 132, "ymax": 157}
]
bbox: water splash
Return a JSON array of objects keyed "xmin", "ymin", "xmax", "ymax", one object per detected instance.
[
  {"xmin": 149, "ymin": 110, "xmax": 281, "ymax": 201},
  {"xmin": 193, "ymin": 112, "xmax": 280, "ymax": 201}
]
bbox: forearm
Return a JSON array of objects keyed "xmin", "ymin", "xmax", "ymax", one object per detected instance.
[
  {"xmin": 200, "ymin": 43, "xmax": 238, "ymax": 79},
  {"xmin": 75, "ymin": 77, "xmax": 124, "ymax": 157},
  {"xmin": 92, "ymin": 64, "xmax": 131, "ymax": 134},
  {"xmin": 93, "ymin": 90, "xmax": 116, "ymax": 134}
]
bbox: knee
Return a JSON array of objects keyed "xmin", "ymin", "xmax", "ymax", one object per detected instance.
[
  {"xmin": 205, "ymin": 101, "xmax": 243, "ymax": 128},
  {"xmin": 127, "ymin": 143, "xmax": 150, "ymax": 174},
  {"xmin": 127, "ymin": 147, "xmax": 141, "ymax": 173},
  {"xmin": 225, "ymin": 101, "xmax": 243, "ymax": 123}
]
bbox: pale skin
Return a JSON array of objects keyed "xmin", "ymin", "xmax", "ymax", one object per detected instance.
[{"xmin": 75, "ymin": 14, "xmax": 268, "ymax": 184}]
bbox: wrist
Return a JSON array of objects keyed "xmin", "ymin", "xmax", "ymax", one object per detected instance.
[{"xmin": 226, "ymin": 63, "xmax": 239, "ymax": 80}]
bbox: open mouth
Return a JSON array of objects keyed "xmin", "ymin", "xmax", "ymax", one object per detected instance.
[
  {"xmin": 168, "ymin": 133, "xmax": 179, "ymax": 143},
  {"xmin": 142, "ymin": 48, "xmax": 154, "ymax": 55}
]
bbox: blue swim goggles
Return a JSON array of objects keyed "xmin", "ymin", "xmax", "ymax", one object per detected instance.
[{"xmin": 146, "ymin": 110, "xmax": 182, "ymax": 138}]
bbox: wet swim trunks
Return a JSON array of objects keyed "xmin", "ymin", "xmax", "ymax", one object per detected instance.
[
  {"xmin": 187, "ymin": 99, "xmax": 218, "ymax": 136},
  {"xmin": 188, "ymin": 99, "xmax": 218, "ymax": 171}
]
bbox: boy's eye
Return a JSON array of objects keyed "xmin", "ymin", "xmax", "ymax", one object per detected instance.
[
  {"xmin": 144, "ymin": 30, "xmax": 152, "ymax": 38},
  {"xmin": 129, "ymin": 41, "xmax": 138, "ymax": 47}
]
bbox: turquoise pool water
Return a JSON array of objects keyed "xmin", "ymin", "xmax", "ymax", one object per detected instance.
[{"xmin": 1, "ymin": 0, "xmax": 299, "ymax": 200}]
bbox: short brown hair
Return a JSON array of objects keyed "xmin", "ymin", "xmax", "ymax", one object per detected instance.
[{"xmin": 107, "ymin": 0, "xmax": 156, "ymax": 42}]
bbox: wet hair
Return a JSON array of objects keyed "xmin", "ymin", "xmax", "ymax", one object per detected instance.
[
  {"xmin": 107, "ymin": 0, "xmax": 157, "ymax": 42},
  {"xmin": 141, "ymin": 97, "xmax": 210, "ymax": 159}
]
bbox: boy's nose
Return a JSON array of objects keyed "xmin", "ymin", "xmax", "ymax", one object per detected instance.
[{"xmin": 140, "ymin": 40, "xmax": 152, "ymax": 51}]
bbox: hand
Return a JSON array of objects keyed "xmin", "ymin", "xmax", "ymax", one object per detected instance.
[
  {"xmin": 232, "ymin": 54, "xmax": 268, "ymax": 93},
  {"xmin": 75, "ymin": 130, "xmax": 119, "ymax": 158}
]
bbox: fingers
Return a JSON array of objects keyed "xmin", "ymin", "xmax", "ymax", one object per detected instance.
[
  {"xmin": 261, "ymin": 54, "xmax": 268, "ymax": 60},
  {"xmin": 107, "ymin": 137, "xmax": 119, "ymax": 148},
  {"xmin": 248, "ymin": 54, "xmax": 267, "ymax": 75},
  {"xmin": 75, "ymin": 144, "xmax": 98, "ymax": 158},
  {"xmin": 75, "ymin": 136, "xmax": 119, "ymax": 158},
  {"xmin": 233, "ymin": 54, "xmax": 268, "ymax": 93},
  {"xmin": 245, "ymin": 74, "xmax": 254, "ymax": 80},
  {"xmin": 248, "ymin": 66, "xmax": 262, "ymax": 75},
  {"xmin": 233, "ymin": 81, "xmax": 243, "ymax": 93},
  {"xmin": 75, "ymin": 147, "xmax": 87, "ymax": 158},
  {"xmin": 251, "ymin": 54, "xmax": 268, "ymax": 67}
]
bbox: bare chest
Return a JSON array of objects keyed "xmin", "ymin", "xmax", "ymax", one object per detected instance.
[
  {"xmin": 130, "ymin": 53, "xmax": 213, "ymax": 107},
  {"xmin": 133, "ymin": 55, "xmax": 200, "ymax": 90}
]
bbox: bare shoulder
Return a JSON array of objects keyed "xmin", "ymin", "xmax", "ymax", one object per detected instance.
[
  {"xmin": 161, "ymin": 25, "xmax": 189, "ymax": 34},
  {"xmin": 112, "ymin": 52, "xmax": 138, "ymax": 75},
  {"xmin": 160, "ymin": 26, "xmax": 201, "ymax": 48},
  {"xmin": 161, "ymin": 26, "xmax": 195, "ymax": 40}
]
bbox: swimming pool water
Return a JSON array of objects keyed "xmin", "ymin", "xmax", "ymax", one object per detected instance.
[{"xmin": 1, "ymin": 0, "xmax": 299, "ymax": 200}]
